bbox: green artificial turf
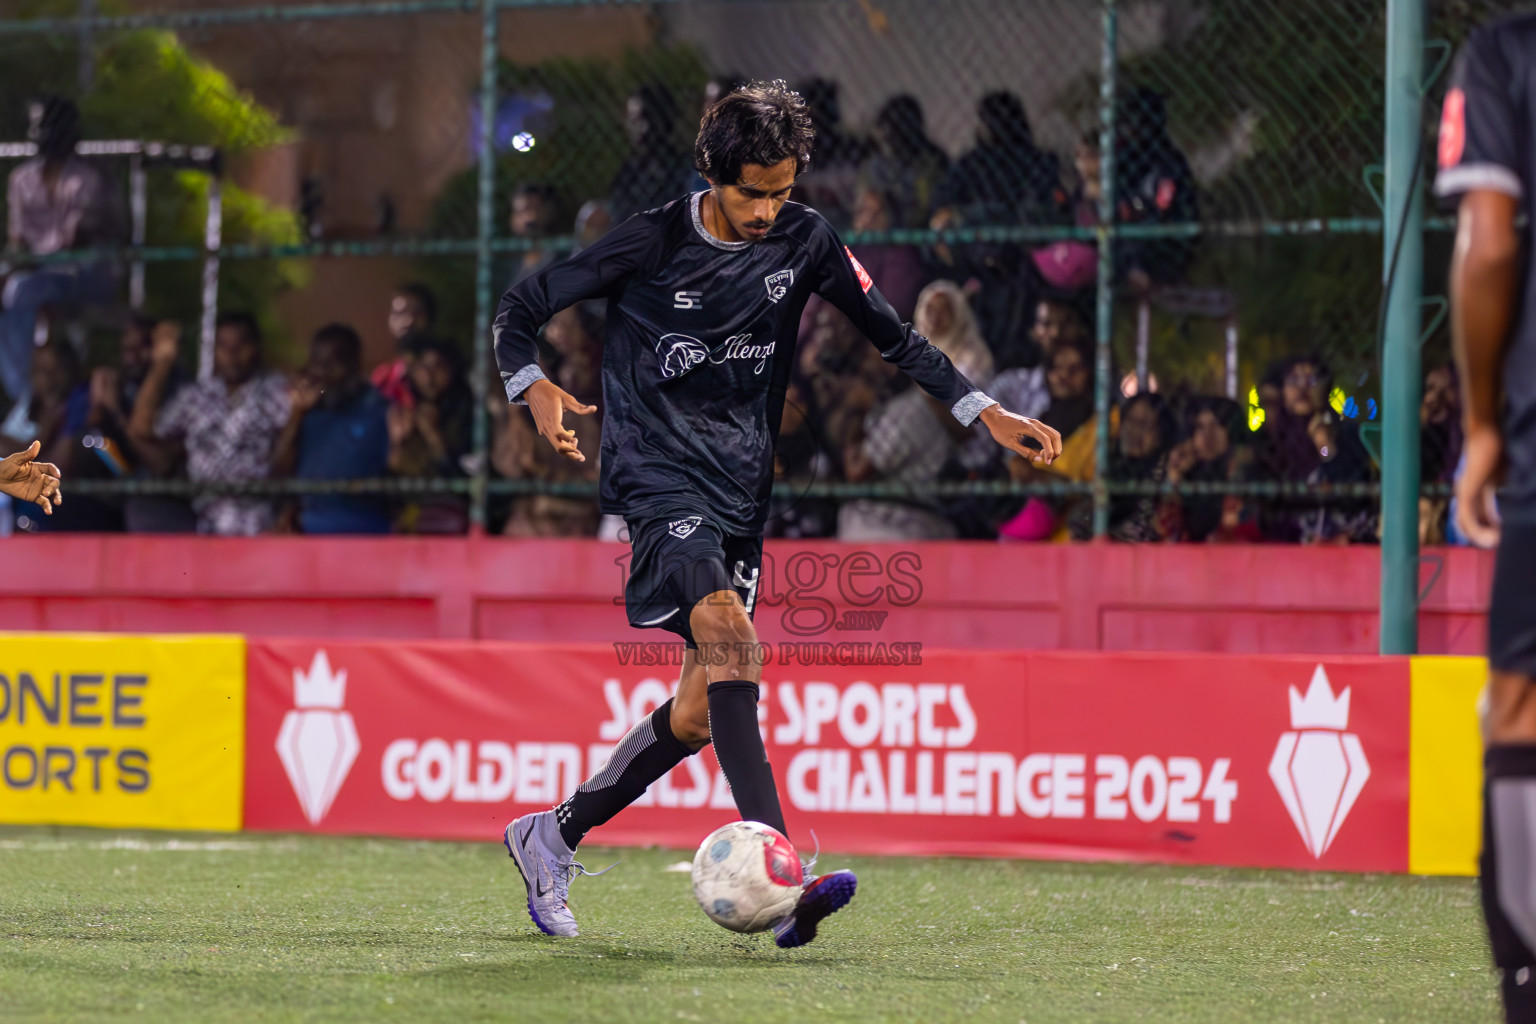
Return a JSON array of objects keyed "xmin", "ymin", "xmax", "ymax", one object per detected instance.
[{"xmin": 0, "ymin": 826, "xmax": 1497, "ymax": 1023}]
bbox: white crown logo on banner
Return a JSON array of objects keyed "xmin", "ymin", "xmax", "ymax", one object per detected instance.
[
  {"xmin": 1268, "ymin": 665, "xmax": 1371, "ymax": 859},
  {"xmin": 275, "ymin": 650, "xmax": 361, "ymax": 825}
]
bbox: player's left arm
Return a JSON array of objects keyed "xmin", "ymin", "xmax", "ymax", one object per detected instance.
[{"xmin": 810, "ymin": 227, "xmax": 1060, "ymax": 464}]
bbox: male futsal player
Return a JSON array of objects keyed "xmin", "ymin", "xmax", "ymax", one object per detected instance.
[
  {"xmin": 1438, "ymin": 15, "xmax": 1536, "ymax": 1021},
  {"xmin": 494, "ymin": 81, "xmax": 1061, "ymax": 947}
]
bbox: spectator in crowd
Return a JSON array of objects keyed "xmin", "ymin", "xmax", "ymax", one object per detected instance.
[
  {"xmin": 610, "ymin": 84, "xmax": 693, "ymax": 221},
  {"xmin": 934, "ymin": 91, "xmax": 1061, "ymax": 229},
  {"xmin": 1114, "ymin": 87, "xmax": 1199, "ymax": 291},
  {"xmin": 929, "ymin": 92, "xmax": 1062, "ymax": 369},
  {"xmin": 793, "ymin": 78, "xmax": 865, "ymax": 229},
  {"xmin": 1255, "ymin": 356, "xmax": 1326, "ymax": 483},
  {"xmin": 2, "ymin": 96, "xmax": 121, "ymax": 406},
  {"xmin": 1070, "ymin": 391, "xmax": 1179, "ymax": 542},
  {"xmin": 508, "ymin": 183, "xmax": 561, "ymax": 291},
  {"xmin": 1030, "ymin": 297, "xmax": 1091, "ymax": 361},
  {"xmin": 861, "ymin": 94, "xmax": 950, "ymax": 229},
  {"xmin": 1166, "ymin": 396, "xmax": 1258, "ymax": 542},
  {"xmin": 839, "ymin": 281, "xmax": 993, "ymax": 541},
  {"xmin": 373, "ymin": 282, "xmax": 438, "ymax": 408},
  {"xmin": 998, "ymin": 337, "xmax": 1103, "ymax": 541},
  {"xmin": 1297, "ymin": 408, "xmax": 1377, "ymax": 545},
  {"xmin": 0, "ymin": 339, "xmax": 88, "ymax": 530},
  {"xmin": 271, "ymin": 323, "xmax": 390, "ymax": 535},
  {"xmin": 847, "ymin": 184, "xmax": 928, "ymax": 321},
  {"xmin": 91, "ymin": 316, "xmax": 198, "ymax": 532},
  {"xmin": 130, "ymin": 313, "xmax": 290, "ymax": 536},
  {"xmin": 492, "ymin": 305, "xmax": 602, "ymax": 537},
  {"xmin": 389, "ymin": 334, "xmax": 473, "ymax": 534},
  {"xmin": 573, "ymin": 199, "xmax": 613, "ymax": 253},
  {"xmin": 1420, "ymin": 362, "xmax": 1462, "ymax": 544}
]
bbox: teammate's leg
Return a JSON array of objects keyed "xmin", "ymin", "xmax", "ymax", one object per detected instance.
[
  {"xmin": 1481, "ymin": 671, "xmax": 1536, "ymax": 1020},
  {"xmin": 1480, "ymin": 522, "xmax": 1536, "ymax": 1022}
]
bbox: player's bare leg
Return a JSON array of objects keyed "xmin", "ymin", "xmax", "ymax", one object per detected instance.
[{"xmin": 689, "ymin": 589, "xmax": 857, "ymax": 948}]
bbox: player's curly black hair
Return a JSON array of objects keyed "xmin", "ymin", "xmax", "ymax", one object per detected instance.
[{"xmin": 693, "ymin": 79, "xmax": 814, "ymax": 186}]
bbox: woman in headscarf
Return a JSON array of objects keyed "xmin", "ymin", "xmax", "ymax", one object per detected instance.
[
  {"xmin": 1068, "ymin": 391, "xmax": 1178, "ymax": 541},
  {"xmin": 838, "ymin": 281, "xmax": 993, "ymax": 541},
  {"xmin": 1165, "ymin": 395, "xmax": 1259, "ymax": 542}
]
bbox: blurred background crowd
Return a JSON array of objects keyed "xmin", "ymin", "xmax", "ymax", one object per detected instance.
[{"xmin": 0, "ymin": 0, "xmax": 1469, "ymax": 543}]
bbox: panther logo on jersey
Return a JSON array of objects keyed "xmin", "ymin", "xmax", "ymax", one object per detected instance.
[
  {"xmin": 655, "ymin": 333, "xmax": 709, "ymax": 378},
  {"xmin": 764, "ymin": 269, "xmax": 794, "ymax": 303}
]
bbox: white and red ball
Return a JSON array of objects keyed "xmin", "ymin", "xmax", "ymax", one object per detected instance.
[{"xmin": 691, "ymin": 820, "xmax": 803, "ymax": 933}]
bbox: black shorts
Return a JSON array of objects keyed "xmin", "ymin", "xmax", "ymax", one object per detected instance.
[
  {"xmin": 623, "ymin": 510, "xmax": 763, "ymax": 648},
  {"xmin": 1491, "ymin": 518, "xmax": 1536, "ymax": 678}
]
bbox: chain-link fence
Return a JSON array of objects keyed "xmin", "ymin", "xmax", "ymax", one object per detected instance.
[{"xmin": 0, "ymin": 0, "xmax": 1511, "ymax": 541}]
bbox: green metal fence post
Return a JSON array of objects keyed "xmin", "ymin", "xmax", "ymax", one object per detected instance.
[
  {"xmin": 1092, "ymin": 0, "xmax": 1118, "ymax": 539},
  {"xmin": 1380, "ymin": 0, "xmax": 1424, "ymax": 654},
  {"xmin": 471, "ymin": 0, "xmax": 499, "ymax": 535}
]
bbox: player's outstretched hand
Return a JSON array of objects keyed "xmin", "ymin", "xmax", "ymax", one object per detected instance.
[
  {"xmin": 979, "ymin": 403, "xmax": 1061, "ymax": 466},
  {"xmin": 524, "ymin": 378, "xmax": 597, "ymax": 463},
  {"xmin": 1456, "ymin": 423, "xmax": 1504, "ymax": 548},
  {"xmin": 0, "ymin": 441, "xmax": 62, "ymax": 513}
]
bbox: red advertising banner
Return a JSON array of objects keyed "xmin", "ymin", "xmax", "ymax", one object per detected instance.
[{"xmin": 244, "ymin": 641, "xmax": 1410, "ymax": 872}]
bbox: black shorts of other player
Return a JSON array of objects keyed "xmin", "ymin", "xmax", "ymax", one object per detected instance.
[
  {"xmin": 624, "ymin": 510, "xmax": 763, "ymax": 649},
  {"xmin": 1490, "ymin": 518, "xmax": 1536, "ymax": 680}
]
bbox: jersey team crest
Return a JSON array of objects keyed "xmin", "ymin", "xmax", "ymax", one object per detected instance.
[
  {"xmin": 668, "ymin": 515, "xmax": 703, "ymax": 539},
  {"xmin": 764, "ymin": 269, "xmax": 794, "ymax": 303}
]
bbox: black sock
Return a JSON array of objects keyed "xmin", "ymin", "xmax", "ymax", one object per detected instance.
[
  {"xmin": 707, "ymin": 679, "xmax": 787, "ymax": 838},
  {"xmin": 556, "ymin": 697, "xmax": 695, "ymax": 850},
  {"xmin": 1482, "ymin": 744, "xmax": 1536, "ymax": 1024}
]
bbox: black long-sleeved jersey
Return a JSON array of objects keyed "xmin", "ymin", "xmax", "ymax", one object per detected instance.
[
  {"xmin": 493, "ymin": 192, "xmax": 993, "ymax": 535},
  {"xmin": 1436, "ymin": 13, "xmax": 1536, "ymax": 515}
]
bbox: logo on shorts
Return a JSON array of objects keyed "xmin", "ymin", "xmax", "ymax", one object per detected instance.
[
  {"xmin": 1269, "ymin": 665, "xmax": 1371, "ymax": 859},
  {"xmin": 764, "ymin": 269, "xmax": 794, "ymax": 303},
  {"xmin": 668, "ymin": 515, "xmax": 703, "ymax": 539},
  {"xmin": 275, "ymin": 650, "xmax": 360, "ymax": 826},
  {"xmin": 655, "ymin": 334, "xmax": 708, "ymax": 378}
]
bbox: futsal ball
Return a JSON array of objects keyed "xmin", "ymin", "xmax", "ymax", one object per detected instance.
[{"xmin": 691, "ymin": 820, "xmax": 804, "ymax": 933}]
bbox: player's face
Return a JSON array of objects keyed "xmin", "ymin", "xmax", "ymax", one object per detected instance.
[{"xmin": 711, "ymin": 158, "xmax": 797, "ymax": 242}]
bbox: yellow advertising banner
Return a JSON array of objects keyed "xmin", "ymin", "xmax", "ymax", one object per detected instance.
[
  {"xmin": 0, "ymin": 633, "xmax": 245, "ymax": 831},
  {"xmin": 1408, "ymin": 656, "xmax": 1486, "ymax": 876}
]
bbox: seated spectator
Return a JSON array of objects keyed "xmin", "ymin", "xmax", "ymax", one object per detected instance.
[
  {"xmin": 837, "ymin": 282, "xmax": 993, "ymax": 541},
  {"xmin": 1253, "ymin": 355, "xmax": 1329, "ymax": 541},
  {"xmin": 492, "ymin": 306, "xmax": 602, "ymax": 537},
  {"xmin": 1069, "ymin": 391, "xmax": 1178, "ymax": 542},
  {"xmin": 389, "ymin": 335, "xmax": 472, "ymax": 534},
  {"xmin": 508, "ymin": 183, "xmax": 561, "ymax": 291},
  {"xmin": 610, "ymin": 84, "xmax": 694, "ymax": 220},
  {"xmin": 94, "ymin": 316, "xmax": 197, "ymax": 532},
  {"xmin": 0, "ymin": 339, "xmax": 89, "ymax": 530},
  {"xmin": 934, "ymin": 91, "xmax": 1061, "ymax": 227},
  {"xmin": 1030, "ymin": 298, "xmax": 1090, "ymax": 363},
  {"xmin": 271, "ymin": 323, "xmax": 390, "ymax": 535},
  {"xmin": 1420, "ymin": 362, "xmax": 1462, "ymax": 544},
  {"xmin": 1298, "ymin": 409, "xmax": 1377, "ymax": 545},
  {"xmin": 1165, "ymin": 396, "xmax": 1258, "ymax": 542},
  {"xmin": 998, "ymin": 338, "xmax": 1104, "ymax": 541},
  {"xmin": 978, "ymin": 300, "xmax": 1093, "ymax": 443},
  {"xmin": 792, "ymin": 78, "xmax": 865, "ymax": 229},
  {"xmin": 1114, "ymin": 87, "xmax": 1198, "ymax": 291},
  {"xmin": 573, "ymin": 200, "xmax": 613, "ymax": 253},
  {"xmin": 129, "ymin": 313, "xmax": 289, "ymax": 536},
  {"xmin": 861, "ymin": 94, "xmax": 950, "ymax": 229},
  {"xmin": 373, "ymin": 282, "xmax": 438, "ymax": 408},
  {"xmin": 2, "ymin": 96, "xmax": 121, "ymax": 406},
  {"xmin": 847, "ymin": 184, "xmax": 929, "ymax": 321}
]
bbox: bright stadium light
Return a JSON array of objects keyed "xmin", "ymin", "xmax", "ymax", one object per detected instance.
[{"xmin": 512, "ymin": 132, "xmax": 536, "ymax": 152}]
